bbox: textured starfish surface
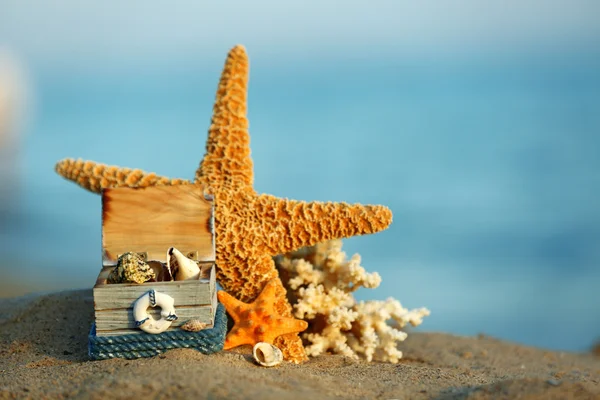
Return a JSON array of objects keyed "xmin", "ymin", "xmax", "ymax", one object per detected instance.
[
  {"xmin": 55, "ymin": 45, "xmax": 393, "ymax": 363},
  {"xmin": 218, "ymin": 279, "xmax": 308, "ymax": 349}
]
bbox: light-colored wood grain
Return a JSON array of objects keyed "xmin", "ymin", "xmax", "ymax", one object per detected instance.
[
  {"xmin": 95, "ymin": 322, "xmax": 215, "ymax": 337},
  {"xmin": 210, "ymin": 265, "xmax": 218, "ymax": 312},
  {"xmin": 95, "ymin": 186, "xmax": 218, "ymax": 337},
  {"xmin": 93, "ymin": 265, "xmax": 216, "ymax": 310},
  {"xmin": 94, "ymin": 264, "xmax": 213, "ymax": 287},
  {"xmin": 93, "ymin": 283, "xmax": 212, "ymax": 310},
  {"xmin": 95, "ymin": 318, "xmax": 216, "ymax": 337},
  {"xmin": 94, "ymin": 305, "xmax": 214, "ymax": 331},
  {"xmin": 102, "ymin": 185, "xmax": 215, "ymax": 264}
]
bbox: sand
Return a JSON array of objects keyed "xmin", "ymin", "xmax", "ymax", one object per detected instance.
[{"xmin": 0, "ymin": 290, "xmax": 598, "ymax": 399}]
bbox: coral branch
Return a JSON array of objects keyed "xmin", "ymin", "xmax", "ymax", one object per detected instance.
[{"xmin": 275, "ymin": 239, "xmax": 430, "ymax": 363}]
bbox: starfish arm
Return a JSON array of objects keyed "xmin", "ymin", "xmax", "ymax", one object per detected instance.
[
  {"xmin": 195, "ymin": 45, "xmax": 254, "ymax": 190},
  {"xmin": 254, "ymin": 279, "xmax": 280, "ymax": 311},
  {"xmin": 223, "ymin": 329, "xmax": 256, "ymax": 350},
  {"xmin": 253, "ymin": 194, "xmax": 393, "ymax": 255},
  {"xmin": 263, "ymin": 317, "xmax": 308, "ymax": 344},
  {"xmin": 55, "ymin": 158, "xmax": 191, "ymax": 194},
  {"xmin": 217, "ymin": 290, "xmax": 248, "ymax": 322}
]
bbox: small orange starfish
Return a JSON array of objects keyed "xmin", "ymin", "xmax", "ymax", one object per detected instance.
[{"xmin": 218, "ymin": 279, "xmax": 308, "ymax": 349}]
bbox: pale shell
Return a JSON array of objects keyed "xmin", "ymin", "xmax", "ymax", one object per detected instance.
[
  {"xmin": 253, "ymin": 342, "xmax": 283, "ymax": 367},
  {"xmin": 167, "ymin": 247, "xmax": 201, "ymax": 281},
  {"xmin": 180, "ymin": 319, "xmax": 207, "ymax": 332}
]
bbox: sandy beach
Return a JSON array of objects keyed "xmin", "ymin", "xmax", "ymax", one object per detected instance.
[{"xmin": 0, "ymin": 290, "xmax": 598, "ymax": 399}]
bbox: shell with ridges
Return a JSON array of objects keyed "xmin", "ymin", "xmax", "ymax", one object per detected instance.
[
  {"xmin": 107, "ymin": 252, "xmax": 155, "ymax": 284},
  {"xmin": 180, "ymin": 319, "xmax": 207, "ymax": 332}
]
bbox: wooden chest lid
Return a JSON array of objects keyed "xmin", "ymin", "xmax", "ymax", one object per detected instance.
[{"xmin": 101, "ymin": 185, "xmax": 215, "ymax": 266}]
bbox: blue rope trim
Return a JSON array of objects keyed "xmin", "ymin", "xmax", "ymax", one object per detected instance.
[
  {"xmin": 149, "ymin": 289, "xmax": 156, "ymax": 307},
  {"xmin": 165, "ymin": 313, "xmax": 178, "ymax": 322},
  {"xmin": 89, "ymin": 303, "xmax": 226, "ymax": 360}
]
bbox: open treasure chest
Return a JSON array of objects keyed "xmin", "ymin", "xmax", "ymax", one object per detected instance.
[{"xmin": 88, "ymin": 185, "xmax": 227, "ymax": 360}]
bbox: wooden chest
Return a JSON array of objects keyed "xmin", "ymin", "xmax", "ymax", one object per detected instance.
[{"xmin": 92, "ymin": 185, "xmax": 217, "ymax": 337}]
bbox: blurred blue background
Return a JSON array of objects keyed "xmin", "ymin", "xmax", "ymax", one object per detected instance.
[{"xmin": 1, "ymin": 1, "xmax": 599, "ymax": 352}]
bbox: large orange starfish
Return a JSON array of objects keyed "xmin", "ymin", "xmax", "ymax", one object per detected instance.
[
  {"xmin": 218, "ymin": 279, "xmax": 308, "ymax": 349},
  {"xmin": 55, "ymin": 45, "xmax": 393, "ymax": 363}
]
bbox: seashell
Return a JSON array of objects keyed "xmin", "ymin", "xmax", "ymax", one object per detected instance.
[
  {"xmin": 107, "ymin": 252, "xmax": 155, "ymax": 284},
  {"xmin": 168, "ymin": 247, "xmax": 201, "ymax": 281},
  {"xmin": 148, "ymin": 261, "xmax": 173, "ymax": 282},
  {"xmin": 253, "ymin": 342, "xmax": 283, "ymax": 367},
  {"xmin": 180, "ymin": 319, "xmax": 208, "ymax": 332}
]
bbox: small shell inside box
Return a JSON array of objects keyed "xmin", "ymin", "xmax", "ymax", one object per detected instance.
[{"xmin": 93, "ymin": 185, "xmax": 217, "ymax": 337}]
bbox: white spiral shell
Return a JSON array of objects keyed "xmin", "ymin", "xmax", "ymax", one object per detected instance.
[
  {"xmin": 167, "ymin": 247, "xmax": 201, "ymax": 281},
  {"xmin": 253, "ymin": 342, "xmax": 283, "ymax": 367}
]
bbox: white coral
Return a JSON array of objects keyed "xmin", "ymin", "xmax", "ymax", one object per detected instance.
[
  {"xmin": 275, "ymin": 240, "xmax": 430, "ymax": 363},
  {"xmin": 294, "ymin": 284, "xmax": 355, "ymax": 321},
  {"xmin": 351, "ymin": 298, "xmax": 430, "ymax": 363},
  {"xmin": 303, "ymin": 325, "xmax": 358, "ymax": 359}
]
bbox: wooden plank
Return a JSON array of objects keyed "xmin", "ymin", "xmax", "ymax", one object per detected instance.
[
  {"xmin": 210, "ymin": 265, "xmax": 218, "ymax": 312},
  {"xmin": 93, "ymin": 265, "xmax": 216, "ymax": 311},
  {"xmin": 94, "ymin": 305, "xmax": 214, "ymax": 331},
  {"xmin": 102, "ymin": 185, "xmax": 215, "ymax": 264},
  {"xmin": 199, "ymin": 263, "xmax": 214, "ymax": 281},
  {"xmin": 93, "ymin": 281, "xmax": 212, "ymax": 310},
  {"xmin": 95, "ymin": 321, "xmax": 215, "ymax": 337},
  {"xmin": 94, "ymin": 264, "xmax": 214, "ymax": 286}
]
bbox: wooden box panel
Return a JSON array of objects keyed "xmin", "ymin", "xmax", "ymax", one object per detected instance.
[
  {"xmin": 93, "ymin": 264, "xmax": 217, "ymax": 337},
  {"xmin": 95, "ymin": 306, "xmax": 214, "ymax": 335},
  {"xmin": 102, "ymin": 185, "xmax": 215, "ymax": 265}
]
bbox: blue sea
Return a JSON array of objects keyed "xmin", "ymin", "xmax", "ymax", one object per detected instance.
[{"xmin": 1, "ymin": 53, "xmax": 599, "ymax": 353}]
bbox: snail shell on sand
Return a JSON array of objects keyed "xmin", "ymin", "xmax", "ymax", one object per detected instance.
[
  {"xmin": 167, "ymin": 247, "xmax": 201, "ymax": 281},
  {"xmin": 253, "ymin": 342, "xmax": 283, "ymax": 367}
]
